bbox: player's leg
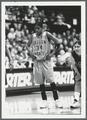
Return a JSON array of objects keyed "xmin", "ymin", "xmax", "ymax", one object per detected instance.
[
  {"xmin": 74, "ymin": 79, "xmax": 81, "ymax": 101},
  {"xmin": 34, "ymin": 62, "xmax": 48, "ymax": 108},
  {"xmin": 42, "ymin": 60, "xmax": 63, "ymax": 108},
  {"xmin": 39, "ymin": 83, "xmax": 48, "ymax": 109},
  {"xmin": 70, "ymin": 66, "xmax": 81, "ymax": 108},
  {"xmin": 70, "ymin": 79, "xmax": 81, "ymax": 108}
]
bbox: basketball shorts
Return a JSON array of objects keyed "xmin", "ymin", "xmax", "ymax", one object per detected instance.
[{"xmin": 33, "ymin": 60, "xmax": 54, "ymax": 84}]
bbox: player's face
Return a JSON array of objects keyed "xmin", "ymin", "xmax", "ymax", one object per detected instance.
[
  {"xmin": 35, "ymin": 26, "xmax": 42, "ymax": 35},
  {"xmin": 73, "ymin": 43, "xmax": 81, "ymax": 55}
]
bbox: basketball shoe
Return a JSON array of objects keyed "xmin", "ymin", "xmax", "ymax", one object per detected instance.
[
  {"xmin": 55, "ymin": 99, "xmax": 63, "ymax": 108},
  {"xmin": 40, "ymin": 100, "xmax": 48, "ymax": 109},
  {"xmin": 70, "ymin": 99, "xmax": 80, "ymax": 108}
]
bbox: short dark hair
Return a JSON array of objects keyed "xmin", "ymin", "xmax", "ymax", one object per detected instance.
[
  {"xmin": 34, "ymin": 22, "xmax": 43, "ymax": 30},
  {"xmin": 74, "ymin": 40, "xmax": 81, "ymax": 46}
]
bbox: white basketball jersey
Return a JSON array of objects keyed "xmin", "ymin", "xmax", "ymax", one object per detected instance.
[{"xmin": 30, "ymin": 32, "xmax": 50, "ymax": 60}]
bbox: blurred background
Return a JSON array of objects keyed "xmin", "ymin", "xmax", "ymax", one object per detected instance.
[{"xmin": 5, "ymin": 6, "xmax": 81, "ymax": 95}]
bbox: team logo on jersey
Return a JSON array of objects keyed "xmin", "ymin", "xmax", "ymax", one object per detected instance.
[{"xmin": 31, "ymin": 33, "xmax": 50, "ymax": 60}]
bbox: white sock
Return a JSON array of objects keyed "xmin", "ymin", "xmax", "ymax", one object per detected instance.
[{"xmin": 74, "ymin": 92, "xmax": 80, "ymax": 101}]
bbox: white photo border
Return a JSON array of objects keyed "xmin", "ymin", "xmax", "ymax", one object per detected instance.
[{"xmin": 1, "ymin": 1, "xmax": 86, "ymax": 119}]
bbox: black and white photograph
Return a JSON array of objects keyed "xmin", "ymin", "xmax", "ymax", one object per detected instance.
[{"xmin": 1, "ymin": 1, "xmax": 86, "ymax": 119}]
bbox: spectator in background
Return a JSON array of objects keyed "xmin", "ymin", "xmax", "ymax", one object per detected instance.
[
  {"xmin": 56, "ymin": 49, "xmax": 65, "ymax": 66},
  {"xmin": 52, "ymin": 32, "xmax": 57, "ymax": 37},
  {"xmin": 30, "ymin": 14, "xmax": 36, "ymax": 24},
  {"xmin": 54, "ymin": 13, "xmax": 71, "ymax": 28},
  {"xmin": 7, "ymin": 28, "xmax": 16, "ymax": 45},
  {"xmin": 16, "ymin": 11, "xmax": 21, "ymax": 21},
  {"xmin": 56, "ymin": 50, "xmax": 71, "ymax": 66},
  {"xmin": 71, "ymin": 28, "xmax": 77, "ymax": 38},
  {"xmin": 49, "ymin": 12, "xmax": 56, "ymax": 24},
  {"xmin": 66, "ymin": 30, "xmax": 71, "ymax": 40},
  {"xmin": 52, "ymin": 13, "xmax": 71, "ymax": 34},
  {"xmin": 15, "ymin": 23, "xmax": 24, "ymax": 43},
  {"xmin": 5, "ymin": 23, "xmax": 11, "ymax": 38},
  {"xmin": 22, "ymin": 24, "xmax": 28, "ymax": 35},
  {"xmin": 62, "ymin": 32, "xmax": 66, "ymax": 38},
  {"xmin": 39, "ymin": 10, "xmax": 46, "ymax": 18},
  {"xmin": 36, "ymin": 16, "xmax": 42, "ymax": 23}
]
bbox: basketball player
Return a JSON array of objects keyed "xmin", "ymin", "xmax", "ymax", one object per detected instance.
[
  {"xmin": 27, "ymin": 22, "xmax": 63, "ymax": 109},
  {"xmin": 66, "ymin": 41, "xmax": 81, "ymax": 108}
]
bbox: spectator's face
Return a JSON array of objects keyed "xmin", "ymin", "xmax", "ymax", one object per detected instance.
[
  {"xmin": 69, "ymin": 41, "xmax": 74, "ymax": 47},
  {"xmin": 73, "ymin": 43, "xmax": 81, "ymax": 55},
  {"xmin": 24, "ymin": 25, "xmax": 27, "ymax": 30},
  {"xmin": 68, "ymin": 47, "xmax": 72, "ymax": 53},
  {"xmin": 59, "ymin": 44, "xmax": 64, "ymax": 50},
  {"xmin": 73, "ymin": 29, "xmax": 76, "ymax": 32},
  {"xmin": 59, "ymin": 49, "xmax": 65, "ymax": 55},
  {"xmin": 57, "ymin": 16, "xmax": 63, "ymax": 23},
  {"xmin": 53, "ymin": 32, "xmax": 57, "ymax": 37},
  {"xmin": 37, "ymin": 17, "xmax": 41, "ymax": 22},
  {"xmin": 17, "ymin": 45, "xmax": 23, "ymax": 52},
  {"xmin": 72, "ymin": 31, "xmax": 76, "ymax": 36},
  {"xmin": 10, "ymin": 28, "xmax": 14, "ymax": 33},
  {"xmin": 66, "ymin": 30, "xmax": 70, "ymax": 36},
  {"xmin": 57, "ymin": 34, "xmax": 62, "ymax": 38},
  {"xmin": 14, "ymin": 23, "xmax": 17, "ymax": 29},
  {"xmin": 63, "ymin": 32, "xmax": 66, "ymax": 36},
  {"xmin": 65, "ymin": 46, "xmax": 69, "ymax": 52},
  {"xmin": 63, "ymin": 38, "xmax": 68, "ymax": 46},
  {"xmin": 26, "ymin": 29, "xmax": 29, "ymax": 34},
  {"xmin": 17, "ymin": 24, "xmax": 22, "ymax": 30}
]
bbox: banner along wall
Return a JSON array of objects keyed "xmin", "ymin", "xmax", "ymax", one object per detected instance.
[{"xmin": 6, "ymin": 67, "xmax": 75, "ymax": 96}]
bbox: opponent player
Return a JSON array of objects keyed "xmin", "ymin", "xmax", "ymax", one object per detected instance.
[
  {"xmin": 27, "ymin": 22, "xmax": 62, "ymax": 109},
  {"xmin": 66, "ymin": 40, "xmax": 81, "ymax": 108}
]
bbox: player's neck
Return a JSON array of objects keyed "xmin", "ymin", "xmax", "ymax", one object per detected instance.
[{"xmin": 36, "ymin": 32, "xmax": 42, "ymax": 37}]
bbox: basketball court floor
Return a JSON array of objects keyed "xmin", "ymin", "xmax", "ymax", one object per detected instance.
[{"xmin": 4, "ymin": 91, "xmax": 81, "ymax": 117}]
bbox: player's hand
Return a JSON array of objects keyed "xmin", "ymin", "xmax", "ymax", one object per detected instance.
[
  {"xmin": 36, "ymin": 56, "xmax": 46, "ymax": 61},
  {"xmin": 46, "ymin": 54, "xmax": 51, "ymax": 60},
  {"xmin": 66, "ymin": 56, "xmax": 75, "ymax": 67}
]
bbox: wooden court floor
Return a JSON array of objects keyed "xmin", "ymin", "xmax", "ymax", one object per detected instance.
[{"xmin": 4, "ymin": 91, "xmax": 81, "ymax": 118}]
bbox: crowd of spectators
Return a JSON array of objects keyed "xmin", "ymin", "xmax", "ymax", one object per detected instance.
[
  {"xmin": 5, "ymin": 6, "xmax": 81, "ymax": 69},
  {"xmin": 5, "ymin": 6, "xmax": 48, "ymax": 24}
]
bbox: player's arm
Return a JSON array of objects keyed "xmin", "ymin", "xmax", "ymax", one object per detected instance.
[
  {"xmin": 66, "ymin": 55, "xmax": 80, "ymax": 80},
  {"xmin": 26, "ymin": 35, "xmax": 36, "ymax": 59},
  {"xmin": 46, "ymin": 45, "xmax": 56, "ymax": 60},
  {"xmin": 46, "ymin": 32, "xmax": 62, "ymax": 44}
]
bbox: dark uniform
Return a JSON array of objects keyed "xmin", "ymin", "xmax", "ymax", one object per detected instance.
[
  {"xmin": 72, "ymin": 51, "xmax": 81, "ymax": 74},
  {"xmin": 72, "ymin": 51, "xmax": 81, "ymax": 94}
]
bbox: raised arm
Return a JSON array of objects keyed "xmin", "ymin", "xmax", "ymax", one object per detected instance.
[{"xmin": 46, "ymin": 32, "xmax": 62, "ymax": 44}]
